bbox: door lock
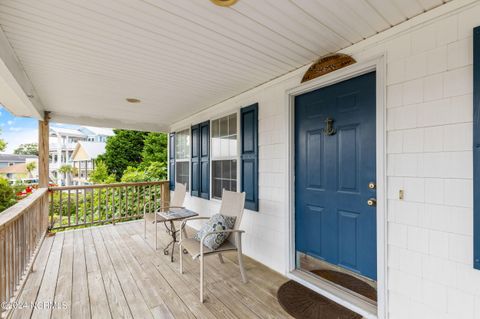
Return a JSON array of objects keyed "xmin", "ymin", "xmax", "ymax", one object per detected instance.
[
  {"xmin": 367, "ymin": 198, "xmax": 377, "ymax": 207},
  {"xmin": 368, "ymin": 182, "xmax": 376, "ymax": 189}
]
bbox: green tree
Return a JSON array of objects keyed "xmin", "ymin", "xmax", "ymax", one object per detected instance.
[
  {"xmin": 14, "ymin": 143, "xmax": 38, "ymax": 155},
  {"xmin": 141, "ymin": 133, "xmax": 167, "ymax": 166},
  {"xmin": 0, "ymin": 177, "xmax": 17, "ymax": 212},
  {"xmin": 0, "ymin": 129, "xmax": 7, "ymax": 152},
  {"xmin": 120, "ymin": 162, "xmax": 166, "ymax": 183},
  {"xmin": 120, "ymin": 166, "xmax": 147, "ymax": 183},
  {"xmin": 26, "ymin": 161, "xmax": 36, "ymax": 178},
  {"xmin": 89, "ymin": 161, "xmax": 115, "ymax": 184},
  {"xmin": 144, "ymin": 161, "xmax": 167, "ymax": 180},
  {"xmin": 97, "ymin": 130, "xmax": 148, "ymax": 180}
]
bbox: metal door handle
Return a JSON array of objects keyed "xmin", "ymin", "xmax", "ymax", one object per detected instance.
[{"xmin": 367, "ymin": 198, "xmax": 377, "ymax": 207}]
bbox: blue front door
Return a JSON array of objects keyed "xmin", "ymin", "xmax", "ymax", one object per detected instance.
[{"xmin": 295, "ymin": 71, "xmax": 377, "ymax": 280}]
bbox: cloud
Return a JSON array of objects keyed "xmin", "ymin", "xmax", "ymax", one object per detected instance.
[
  {"xmin": 2, "ymin": 128, "xmax": 38, "ymax": 153},
  {"xmin": 7, "ymin": 120, "xmax": 13, "ymax": 126},
  {"xmin": 9, "ymin": 127, "xmax": 21, "ymax": 132}
]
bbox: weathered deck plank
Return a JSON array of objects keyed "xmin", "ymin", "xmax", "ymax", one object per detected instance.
[
  {"xmin": 51, "ymin": 231, "xmax": 73, "ymax": 319},
  {"xmin": 12, "ymin": 221, "xmax": 292, "ymax": 319},
  {"xmin": 71, "ymin": 230, "xmax": 91, "ymax": 319},
  {"xmin": 83, "ymin": 229, "xmax": 112, "ymax": 319},
  {"xmin": 91, "ymin": 227, "xmax": 132, "ymax": 319},
  {"xmin": 11, "ymin": 235, "xmax": 54, "ymax": 319},
  {"xmin": 31, "ymin": 232, "xmax": 64, "ymax": 319}
]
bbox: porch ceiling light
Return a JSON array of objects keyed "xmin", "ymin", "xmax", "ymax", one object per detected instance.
[
  {"xmin": 126, "ymin": 98, "xmax": 141, "ymax": 103},
  {"xmin": 210, "ymin": 0, "xmax": 238, "ymax": 7}
]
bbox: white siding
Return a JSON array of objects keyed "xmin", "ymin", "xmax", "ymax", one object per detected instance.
[{"xmin": 171, "ymin": 2, "xmax": 480, "ymax": 318}]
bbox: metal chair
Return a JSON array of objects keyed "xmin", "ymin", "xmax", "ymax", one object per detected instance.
[
  {"xmin": 179, "ymin": 190, "xmax": 247, "ymax": 302},
  {"xmin": 143, "ymin": 183, "xmax": 186, "ymax": 250}
]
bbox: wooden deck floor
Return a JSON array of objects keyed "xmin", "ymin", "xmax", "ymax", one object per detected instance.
[{"xmin": 11, "ymin": 220, "xmax": 292, "ymax": 319}]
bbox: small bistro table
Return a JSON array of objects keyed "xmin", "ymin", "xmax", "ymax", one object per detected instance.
[{"xmin": 156, "ymin": 208, "xmax": 198, "ymax": 262}]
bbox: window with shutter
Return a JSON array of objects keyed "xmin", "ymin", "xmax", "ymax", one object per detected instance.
[
  {"xmin": 169, "ymin": 132, "xmax": 175, "ymax": 190},
  {"xmin": 191, "ymin": 121, "xmax": 210, "ymax": 199},
  {"xmin": 240, "ymin": 103, "xmax": 259, "ymax": 211}
]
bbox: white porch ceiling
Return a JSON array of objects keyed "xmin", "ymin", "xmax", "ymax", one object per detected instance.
[{"xmin": 0, "ymin": 0, "xmax": 450, "ymax": 131}]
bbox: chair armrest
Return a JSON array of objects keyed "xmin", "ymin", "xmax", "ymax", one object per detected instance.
[
  {"xmin": 180, "ymin": 217, "xmax": 210, "ymax": 242},
  {"xmin": 157, "ymin": 205, "xmax": 185, "ymax": 211},
  {"xmin": 181, "ymin": 216, "xmax": 210, "ymax": 230},
  {"xmin": 200, "ymin": 229, "xmax": 245, "ymax": 254},
  {"xmin": 143, "ymin": 200, "xmax": 166, "ymax": 213}
]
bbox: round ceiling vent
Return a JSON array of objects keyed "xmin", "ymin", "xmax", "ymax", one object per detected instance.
[
  {"xmin": 126, "ymin": 98, "xmax": 141, "ymax": 103},
  {"xmin": 210, "ymin": 0, "xmax": 238, "ymax": 7}
]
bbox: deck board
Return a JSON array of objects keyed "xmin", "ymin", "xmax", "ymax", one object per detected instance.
[
  {"xmin": 31, "ymin": 232, "xmax": 64, "ymax": 319},
  {"xmin": 71, "ymin": 231, "xmax": 90, "ymax": 319},
  {"xmin": 12, "ymin": 220, "xmax": 292, "ymax": 319},
  {"xmin": 51, "ymin": 231, "xmax": 73, "ymax": 319},
  {"xmin": 83, "ymin": 229, "xmax": 112, "ymax": 319}
]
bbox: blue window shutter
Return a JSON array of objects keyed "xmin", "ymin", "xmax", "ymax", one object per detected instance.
[
  {"xmin": 200, "ymin": 121, "xmax": 210, "ymax": 199},
  {"xmin": 169, "ymin": 132, "xmax": 175, "ymax": 191},
  {"xmin": 474, "ymin": 26, "xmax": 480, "ymax": 270},
  {"xmin": 191, "ymin": 121, "xmax": 210, "ymax": 199},
  {"xmin": 191, "ymin": 124, "xmax": 200, "ymax": 197},
  {"xmin": 240, "ymin": 103, "xmax": 259, "ymax": 211}
]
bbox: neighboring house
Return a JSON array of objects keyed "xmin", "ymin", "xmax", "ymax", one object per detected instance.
[
  {"xmin": 0, "ymin": 154, "xmax": 37, "ymax": 169},
  {"xmin": 78, "ymin": 126, "xmax": 114, "ymax": 143},
  {"xmin": 0, "ymin": 163, "xmax": 28, "ymax": 181},
  {"xmin": 0, "ymin": 157, "xmax": 38, "ymax": 181},
  {"xmin": 49, "ymin": 126, "xmax": 113, "ymax": 185},
  {"xmin": 71, "ymin": 141, "xmax": 107, "ymax": 185}
]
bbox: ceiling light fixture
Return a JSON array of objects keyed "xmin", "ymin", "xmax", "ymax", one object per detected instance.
[
  {"xmin": 210, "ymin": 0, "xmax": 238, "ymax": 7},
  {"xmin": 126, "ymin": 98, "xmax": 141, "ymax": 103}
]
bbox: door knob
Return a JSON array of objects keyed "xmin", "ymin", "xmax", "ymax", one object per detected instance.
[{"xmin": 367, "ymin": 198, "xmax": 377, "ymax": 207}]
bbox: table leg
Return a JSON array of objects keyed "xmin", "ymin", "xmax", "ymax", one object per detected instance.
[{"xmin": 170, "ymin": 220, "xmax": 176, "ymax": 262}]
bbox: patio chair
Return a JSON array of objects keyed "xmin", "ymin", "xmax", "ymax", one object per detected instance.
[
  {"xmin": 179, "ymin": 190, "xmax": 247, "ymax": 302},
  {"xmin": 143, "ymin": 182, "xmax": 186, "ymax": 249}
]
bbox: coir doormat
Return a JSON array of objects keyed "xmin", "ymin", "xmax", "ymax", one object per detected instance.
[{"xmin": 277, "ymin": 280, "xmax": 362, "ymax": 319}]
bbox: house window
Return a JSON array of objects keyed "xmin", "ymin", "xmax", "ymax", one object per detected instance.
[
  {"xmin": 211, "ymin": 113, "xmax": 237, "ymax": 199},
  {"xmin": 175, "ymin": 129, "xmax": 190, "ymax": 190}
]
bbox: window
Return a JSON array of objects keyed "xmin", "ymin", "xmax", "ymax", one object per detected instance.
[
  {"xmin": 175, "ymin": 129, "xmax": 190, "ymax": 190},
  {"xmin": 211, "ymin": 114, "xmax": 237, "ymax": 199}
]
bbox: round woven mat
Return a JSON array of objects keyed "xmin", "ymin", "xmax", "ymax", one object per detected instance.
[
  {"xmin": 277, "ymin": 280, "xmax": 362, "ymax": 319},
  {"xmin": 311, "ymin": 269, "xmax": 377, "ymax": 302}
]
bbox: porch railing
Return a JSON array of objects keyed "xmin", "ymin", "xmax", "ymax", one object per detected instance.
[
  {"xmin": 0, "ymin": 188, "xmax": 49, "ymax": 318},
  {"xmin": 48, "ymin": 181, "xmax": 170, "ymax": 230}
]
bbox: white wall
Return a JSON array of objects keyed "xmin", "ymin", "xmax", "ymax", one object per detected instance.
[{"xmin": 170, "ymin": 1, "xmax": 480, "ymax": 318}]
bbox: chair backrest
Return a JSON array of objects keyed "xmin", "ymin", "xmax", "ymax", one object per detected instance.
[
  {"xmin": 219, "ymin": 190, "xmax": 246, "ymax": 245},
  {"xmin": 170, "ymin": 183, "xmax": 186, "ymax": 207}
]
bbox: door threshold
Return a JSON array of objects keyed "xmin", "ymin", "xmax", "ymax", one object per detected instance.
[{"xmin": 288, "ymin": 269, "xmax": 378, "ymax": 319}]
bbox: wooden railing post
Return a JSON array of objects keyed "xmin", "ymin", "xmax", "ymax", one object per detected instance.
[
  {"xmin": 38, "ymin": 112, "xmax": 50, "ymax": 189},
  {"xmin": 161, "ymin": 182, "xmax": 170, "ymax": 212}
]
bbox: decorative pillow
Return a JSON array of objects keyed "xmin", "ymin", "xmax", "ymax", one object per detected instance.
[{"xmin": 194, "ymin": 214, "xmax": 236, "ymax": 250}]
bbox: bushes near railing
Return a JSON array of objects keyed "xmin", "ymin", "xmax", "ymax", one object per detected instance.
[
  {"xmin": 48, "ymin": 181, "xmax": 170, "ymax": 230},
  {"xmin": 0, "ymin": 188, "xmax": 49, "ymax": 318}
]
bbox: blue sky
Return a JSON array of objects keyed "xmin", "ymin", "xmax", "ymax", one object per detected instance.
[
  {"xmin": 0, "ymin": 106, "xmax": 78, "ymax": 153},
  {"xmin": 0, "ymin": 107, "xmax": 38, "ymax": 153}
]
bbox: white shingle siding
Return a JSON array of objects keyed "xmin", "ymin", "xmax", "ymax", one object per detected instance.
[{"xmin": 170, "ymin": 2, "xmax": 480, "ymax": 318}]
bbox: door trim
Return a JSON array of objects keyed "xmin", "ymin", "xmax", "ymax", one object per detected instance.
[{"xmin": 285, "ymin": 55, "xmax": 387, "ymax": 319}]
